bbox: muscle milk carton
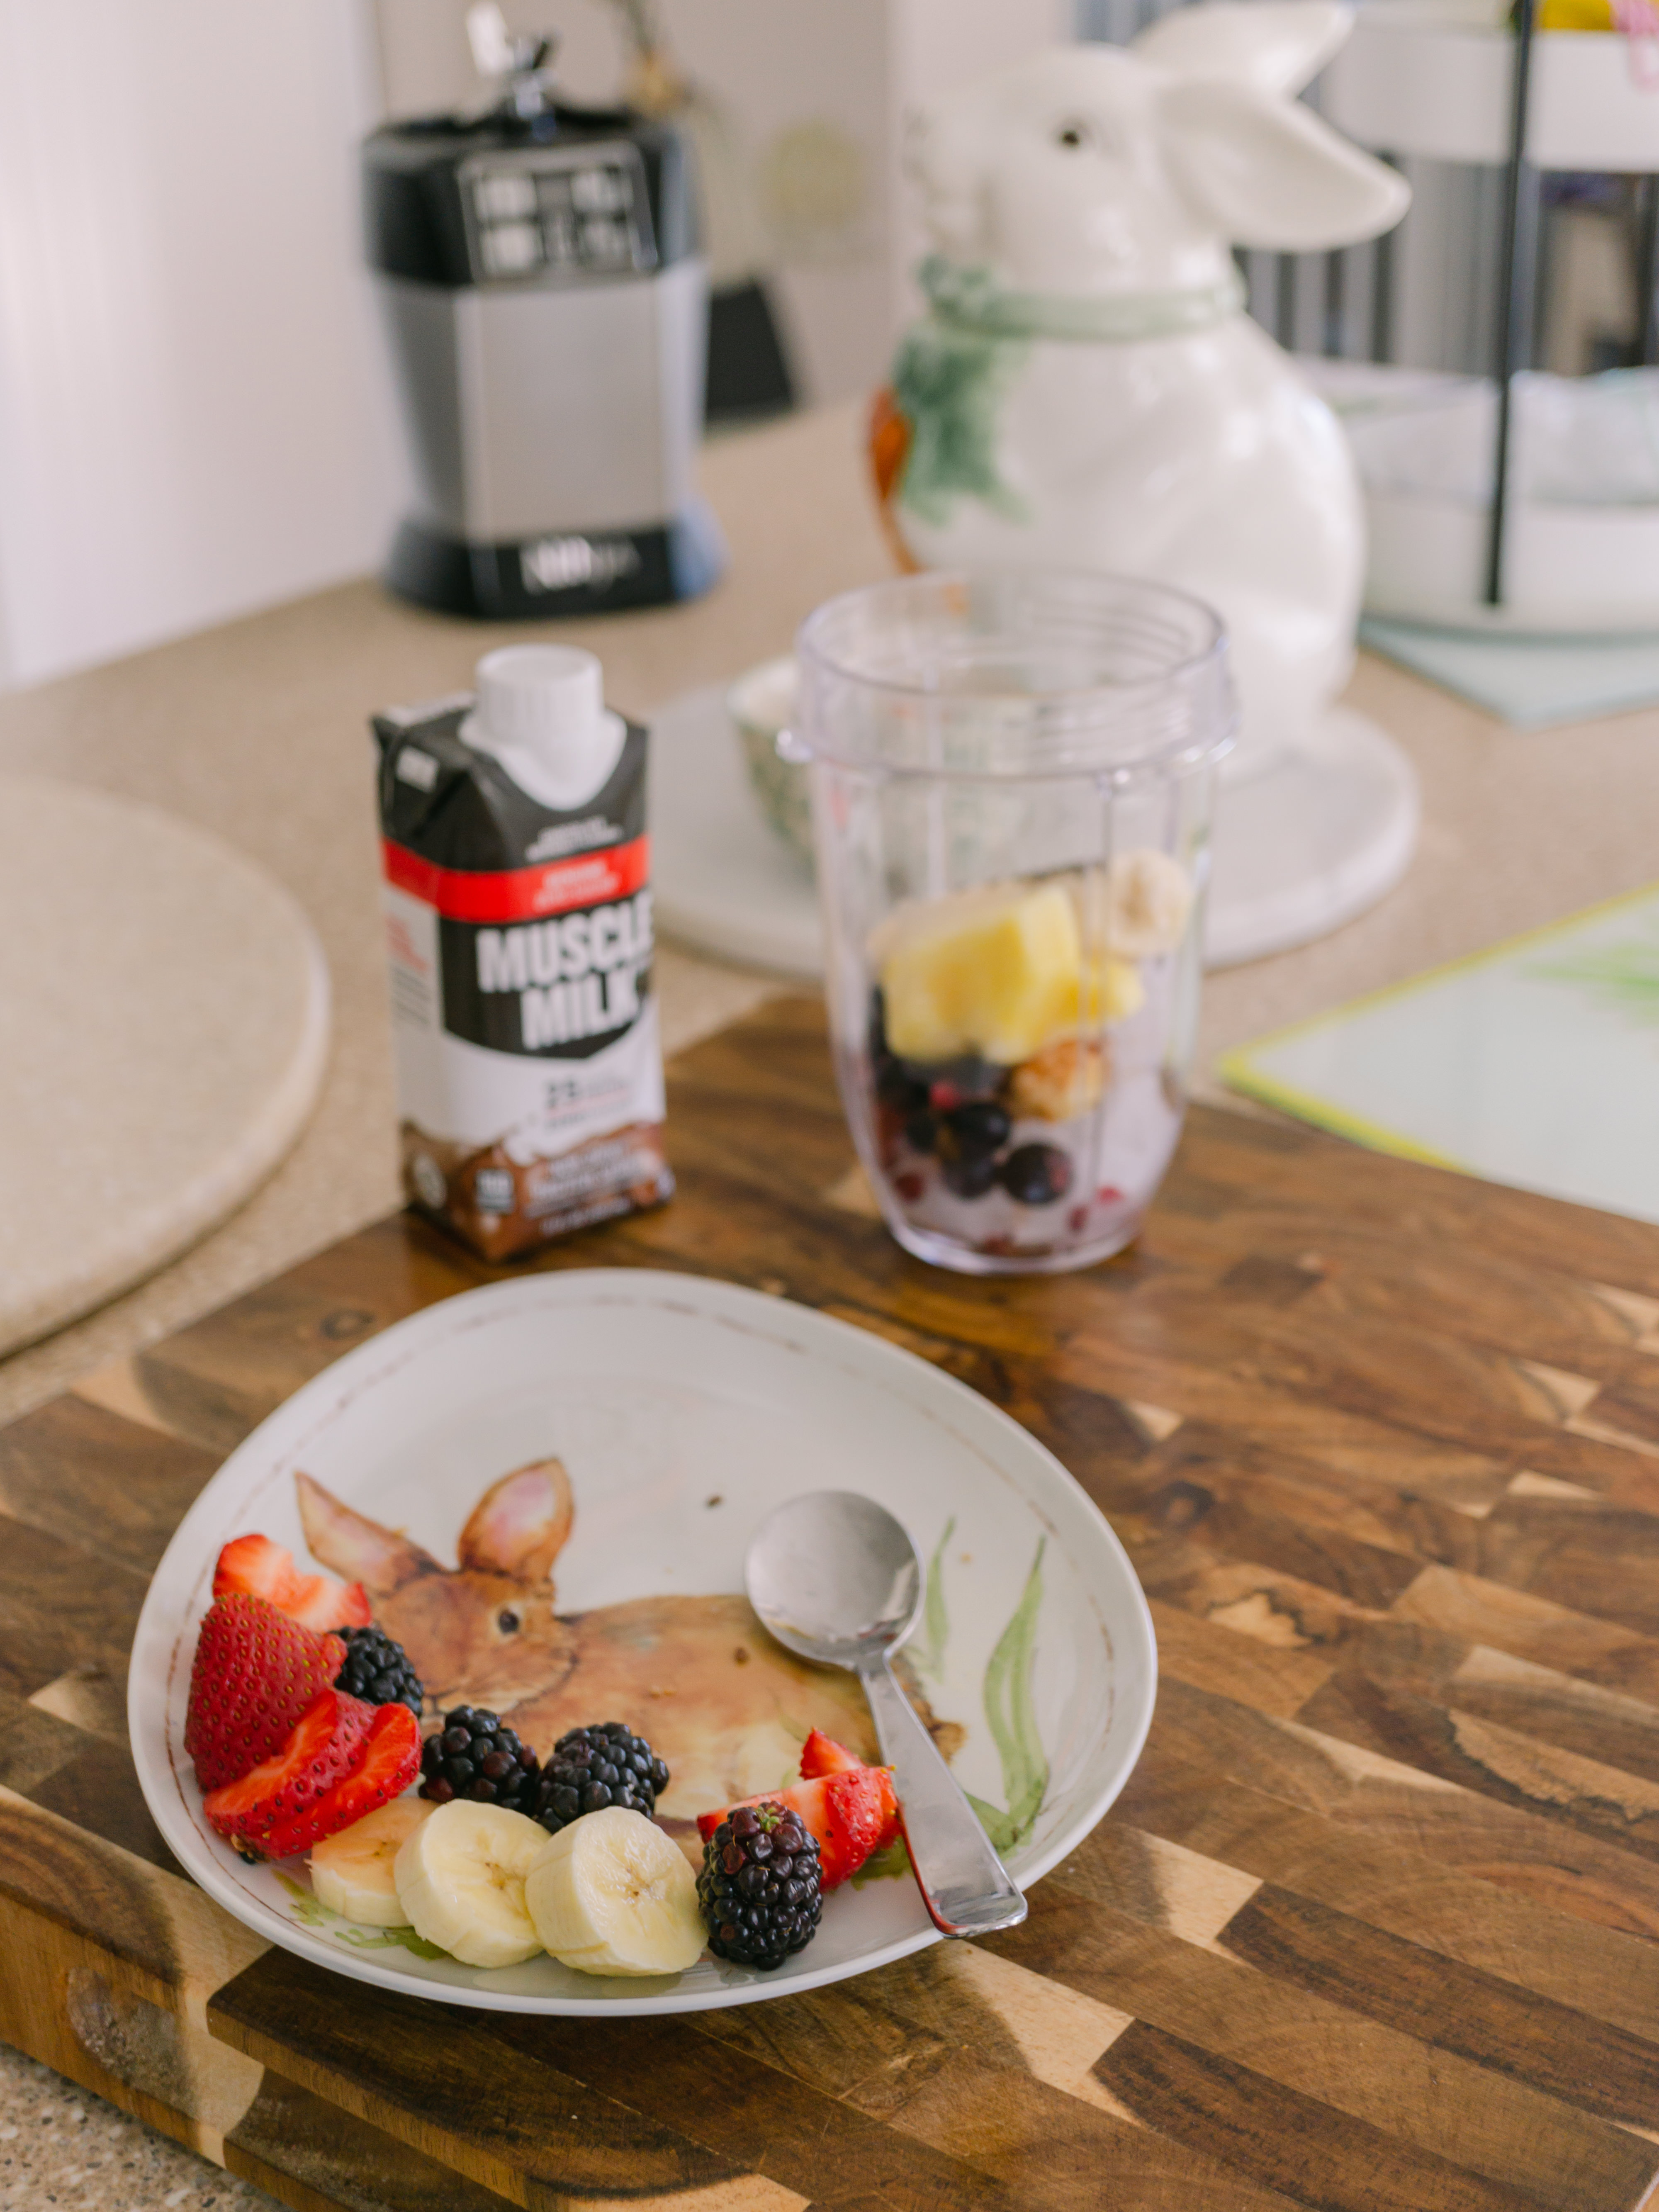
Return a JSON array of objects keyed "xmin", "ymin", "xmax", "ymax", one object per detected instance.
[{"xmin": 374, "ymin": 645, "xmax": 671, "ymax": 1260}]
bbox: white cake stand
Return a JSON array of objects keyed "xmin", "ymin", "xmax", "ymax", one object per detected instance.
[
  {"xmin": 650, "ymin": 686, "xmax": 822, "ymax": 977},
  {"xmin": 649, "ymin": 686, "xmax": 1417, "ymax": 978},
  {"xmin": 1206, "ymin": 709, "xmax": 1420, "ymax": 967}
]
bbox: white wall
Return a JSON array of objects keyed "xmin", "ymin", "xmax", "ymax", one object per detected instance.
[{"xmin": 0, "ymin": 0, "xmax": 404, "ymax": 690}]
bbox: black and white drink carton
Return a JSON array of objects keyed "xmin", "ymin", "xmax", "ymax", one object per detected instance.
[{"xmin": 373, "ymin": 645, "xmax": 671, "ymax": 1261}]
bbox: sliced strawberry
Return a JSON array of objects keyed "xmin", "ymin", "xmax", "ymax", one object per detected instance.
[
  {"xmin": 799, "ymin": 1729, "xmax": 863, "ymax": 1779},
  {"xmin": 214, "ymin": 1533, "xmax": 371, "ymax": 1632},
  {"xmin": 259, "ymin": 1702, "xmax": 422, "ymax": 1860},
  {"xmin": 820, "ymin": 1767, "xmax": 895, "ymax": 1883},
  {"xmin": 202, "ymin": 1689, "xmax": 375, "ymax": 1857},
  {"xmin": 184, "ymin": 1593, "xmax": 346, "ymax": 1791},
  {"xmin": 697, "ymin": 1766, "xmax": 898, "ymax": 1888},
  {"xmin": 799, "ymin": 1733, "xmax": 901, "ymax": 1851}
]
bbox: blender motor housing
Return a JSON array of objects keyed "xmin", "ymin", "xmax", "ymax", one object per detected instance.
[{"xmin": 365, "ymin": 96, "xmax": 724, "ymax": 620}]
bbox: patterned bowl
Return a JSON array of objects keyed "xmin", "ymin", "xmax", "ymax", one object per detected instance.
[
  {"xmin": 728, "ymin": 656, "xmax": 811, "ymax": 865},
  {"xmin": 129, "ymin": 1269, "xmax": 1156, "ymax": 2016}
]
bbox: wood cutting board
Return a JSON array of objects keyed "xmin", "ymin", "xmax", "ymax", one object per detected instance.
[
  {"xmin": 5, "ymin": 995, "xmax": 1659, "ymax": 2212},
  {"xmin": 0, "ymin": 779, "xmax": 330, "ymax": 1355}
]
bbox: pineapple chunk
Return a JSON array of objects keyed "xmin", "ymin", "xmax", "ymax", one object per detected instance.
[{"xmin": 878, "ymin": 881, "xmax": 1085, "ymax": 1065}]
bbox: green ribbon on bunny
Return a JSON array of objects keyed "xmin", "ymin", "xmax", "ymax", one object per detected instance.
[{"xmin": 890, "ymin": 254, "xmax": 1245, "ymax": 527}]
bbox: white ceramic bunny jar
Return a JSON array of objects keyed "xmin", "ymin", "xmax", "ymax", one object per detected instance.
[{"xmin": 870, "ymin": 3, "xmax": 1420, "ymax": 961}]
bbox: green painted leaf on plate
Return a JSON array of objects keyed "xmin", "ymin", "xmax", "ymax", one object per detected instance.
[
  {"xmin": 909, "ymin": 1516, "xmax": 956, "ymax": 1684},
  {"xmin": 971, "ymin": 1539, "xmax": 1048, "ymax": 1852}
]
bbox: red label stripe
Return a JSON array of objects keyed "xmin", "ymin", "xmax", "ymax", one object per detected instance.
[{"xmin": 383, "ymin": 835, "xmax": 650, "ymax": 923}]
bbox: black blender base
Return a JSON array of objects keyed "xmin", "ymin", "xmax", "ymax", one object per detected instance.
[{"xmin": 386, "ymin": 503, "xmax": 725, "ymax": 620}]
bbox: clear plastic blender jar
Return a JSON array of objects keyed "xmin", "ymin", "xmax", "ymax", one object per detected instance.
[{"xmin": 787, "ymin": 571, "xmax": 1234, "ymax": 1276}]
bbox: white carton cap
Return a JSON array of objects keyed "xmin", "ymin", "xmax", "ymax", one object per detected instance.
[
  {"xmin": 464, "ymin": 645, "xmax": 625, "ymax": 810},
  {"xmin": 475, "ymin": 645, "xmax": 603, "ymax": 758}
]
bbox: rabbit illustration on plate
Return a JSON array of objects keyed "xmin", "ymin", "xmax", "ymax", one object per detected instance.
[
  {"xmin": 297, "ymin": 1462, "xmax": 959, "ymax": 1825},
  {"xmin": 870, "ymin": 1, "xmax": 1410, "ymax": 776}
]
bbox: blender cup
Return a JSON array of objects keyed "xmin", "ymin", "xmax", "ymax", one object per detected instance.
[{"xmin": 787, "ymin": 571, "xmax": 1234, "ymax": 1276}]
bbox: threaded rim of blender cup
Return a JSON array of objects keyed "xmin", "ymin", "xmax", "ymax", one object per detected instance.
[{"xmin": 793, "ymin": 570, "xmax": 1236, "ymax": 781}]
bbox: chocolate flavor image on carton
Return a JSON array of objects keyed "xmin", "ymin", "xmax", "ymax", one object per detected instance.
[{"xmin": 374, "ymin": 646, "xmax": 672, "ymax": 1261}]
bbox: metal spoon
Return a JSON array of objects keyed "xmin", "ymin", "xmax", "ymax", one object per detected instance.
[{"xmin": 745, "ymin": 1489, "xmax": 1028, "ymax": 1939}]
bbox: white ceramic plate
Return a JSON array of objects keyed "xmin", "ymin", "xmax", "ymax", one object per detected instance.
[{"xmin": 129, "ymin": 1270, "xmax": 1155, "ymax": 2015}]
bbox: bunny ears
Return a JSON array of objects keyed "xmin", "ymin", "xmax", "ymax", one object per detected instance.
[
  {"xmin": 297, "ymin": 1459, "xmax": 575, "ymax": 1595},
  {"xmin": 1133, "ymin": 2, "xmax": 1408, "ymax": 256},
  {"xmin": 1133, "ymin": 2, "xmax": 1356, "ymax": 97},
  {"xmin": 1161, "ymin": 78, "xmax": 1411, "ymax": 253}
]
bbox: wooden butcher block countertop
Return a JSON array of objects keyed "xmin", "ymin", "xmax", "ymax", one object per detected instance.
[{"xmin": 7, "ymin": 994, "xmax": 1659, "ymax": 2212}]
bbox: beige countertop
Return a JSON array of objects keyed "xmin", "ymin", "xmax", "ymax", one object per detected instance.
[{"xmin": 4, "ymin": 398, "xmax": 1659, "ymax": 2206}]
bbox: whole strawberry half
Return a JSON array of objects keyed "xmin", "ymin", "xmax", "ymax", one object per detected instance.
[
  {"xmin": 260, "ymin": 1701, "xmax": 422, "ymax": 1861},
  {"xmin": 184, "ymin": 1594, "xmax": 347, "ymax": 1792},
  {"xmin": 202, "ymin": 1689, "xmax": 375, "ymax": 1858},
  {"xmin": 214, "ymin": 1533, "xmax": 371, "ymax": 1633},
  {"xmin": 696, "ymin": 1764, "xmax": 898, "ymax": 1888}
]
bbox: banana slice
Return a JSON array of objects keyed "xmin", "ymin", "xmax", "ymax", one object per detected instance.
[
  {"xmin": 525, "ymin": 1807, "xmax": 705, "ymax": 1978},
  {"xmin": 393, "ymin": 1799, "xmax": 547, "ymax": 1967},
  {"xmin": 310, "ymin": 1796, "xmax": 433, "ymax": 1927},
  {"xmin": 1106, "ymin": 850, "xmax": 1192, "ymax": 959}
]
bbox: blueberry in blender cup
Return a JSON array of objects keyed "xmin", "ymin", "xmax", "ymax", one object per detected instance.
[
  {"xmin": 1001, "ymin": 1144, "xmax": 1073, "ymax": 1206},
  {"xmin": 943, "ymin": 1151, "xmax": 1002, "ymax": 1198},
  {"xmin": 942, "ymin": 1101, "xmax": 1011, "ymax": 1158}
]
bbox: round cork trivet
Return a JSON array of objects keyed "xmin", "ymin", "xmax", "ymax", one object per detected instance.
[{"xmin": 0, "ymin": 779, "xmax": 330, "ymax": 1357}]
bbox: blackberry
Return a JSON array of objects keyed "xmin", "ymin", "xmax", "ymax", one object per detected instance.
[
  {"xmin": 333, "ymin": 1626, "xmax": 424, "ymax": 1716},
  {"xmin": 528, "ymin": 1721, "xmax": 669, "ymax": 1835},
  {"xmin": 418, "ymin": 1706, "xmax": 539, "ymax": 1810},
  {"xmin": 698, "ymin": 1801, "xmax": 822, "ymax": 1970}
]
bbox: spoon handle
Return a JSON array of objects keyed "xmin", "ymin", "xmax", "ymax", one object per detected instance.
[{"xmin": 858, "ymin": 1657, "xmax": 1028, "ymax": 1938}]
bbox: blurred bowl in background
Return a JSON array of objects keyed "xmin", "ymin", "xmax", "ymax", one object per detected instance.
[{"xmin": 728, "ymin": 655, "xmax": 810, "ymax": 863}]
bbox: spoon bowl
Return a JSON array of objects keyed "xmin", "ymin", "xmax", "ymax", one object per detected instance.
[{"xmin": 745, "ymin": 1489, "xmax": 922, "ymax": 1665}]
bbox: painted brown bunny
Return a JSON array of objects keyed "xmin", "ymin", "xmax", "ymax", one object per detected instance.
[{"xmin": 297, "ymin": 1461, "xmax": 958, "ymax": 1824}]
